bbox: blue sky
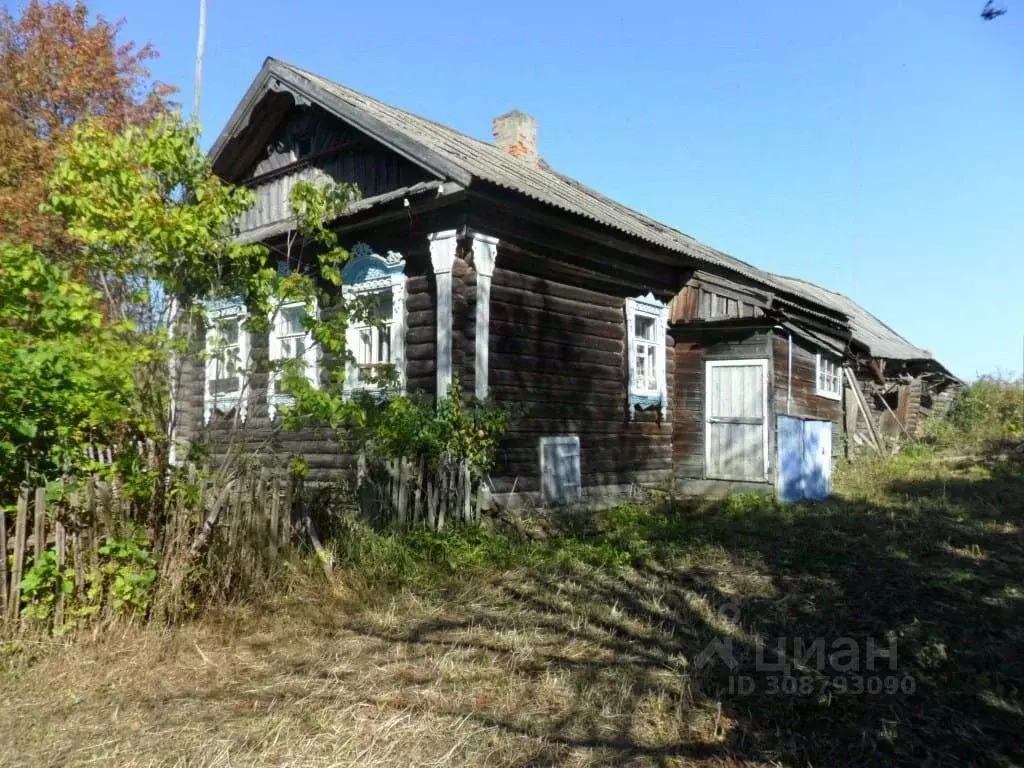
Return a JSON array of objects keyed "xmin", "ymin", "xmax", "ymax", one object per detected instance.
[{"xmin": 89, "ymin": 0, "xmax": 1023, "ymax": 379}]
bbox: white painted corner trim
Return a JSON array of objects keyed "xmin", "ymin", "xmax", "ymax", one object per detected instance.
[
  {"xmin": 471, "ymin": 233, "xmax": 499, "ymax": 400},
  {"xmin": 428, "ymin": 230, "xmax": 458, "ymax": 398}
]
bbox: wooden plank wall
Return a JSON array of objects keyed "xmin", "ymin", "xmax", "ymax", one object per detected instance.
[
  {"xmin": 770, "ymin": 335, "xmax": 843, "ymax": 423},
  {"xmin": 670, "ymin": 283, "xmax": 765, "ymax": 323},
  {"xmin": 486, "ymin": 259, "xmax": 674, "ymax": 494},
  {"xmin": 672, "ymin": 331, "xmax": 772, "ymax": 482},
  {"xmin": 770, "ymin": 333, "xmax": 843, "ymax": 454},
  {"xmin": 861, "ymin": 377, "xmax": 923, "ymax": 441},
  {"xmin": 673, "ymin": 340, "xmax": 705, "ymax": 480},
  {"xmin": 237, "ymin": 106, "xmax": 431, "ymax": 234}
]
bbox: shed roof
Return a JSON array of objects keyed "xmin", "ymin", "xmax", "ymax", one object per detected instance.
[{"xmin": 769, "ymin": 274, "xmax": 935, "ymax": 363}]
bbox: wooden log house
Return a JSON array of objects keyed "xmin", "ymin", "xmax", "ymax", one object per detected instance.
[{"xmin": 174, "ymin": 58, "xmax": 959, "ymax": 506}]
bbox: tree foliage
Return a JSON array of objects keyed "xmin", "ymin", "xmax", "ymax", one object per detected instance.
[
  {"xmin": 40, "ymin": 115, "xmax": 276, "ymax": 483},
  {"xmin": 0, "ymin": 0, "xmax": 173, "ymax": 251},
  {"xmin": 48, "ymin": 116, "xmax": 267, "ymax": 307},
  {"xmin": 0, "ymin": 242, "xmax": 141, "ymax": 489}
]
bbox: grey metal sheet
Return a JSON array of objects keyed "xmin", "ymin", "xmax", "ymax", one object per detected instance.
[
  {"xmin": 221, "ymin": 60, "xmax": 951, "ymax": 374},
  {"xmin": 769, "ymin": 274, "xmax": 934, "ymax": 363}
]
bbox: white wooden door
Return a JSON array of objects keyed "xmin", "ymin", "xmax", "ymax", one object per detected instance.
[{"xmin": 705, "ymin": 360, "xmax": 769, "ymax": 481}]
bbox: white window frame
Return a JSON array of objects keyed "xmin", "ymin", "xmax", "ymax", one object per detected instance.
[
  {"xmin": 704, "ymin": 359, "xmax": 770, "ymax": 481},
  {"xmin": 625, "ymin": 293, "xmax": 669, "ymax": 419},
  {"xmin": 267, "ymin": 298, "xmax": 319, "ymax": 421},
  {"xmin": 815, "ymin": 353, "xmax": 842, "ymax": 401},
  {"xmin": 203, "ymin": 299, "xmax": 249, "ymax": 424},
  {"xmin": 341, "ymin": 243, "xmax": 407, "ymax": 395}
]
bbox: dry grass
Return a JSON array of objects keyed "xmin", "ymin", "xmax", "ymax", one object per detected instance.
[
  {"xmin": 1, "ymin": 445, "xmax": 1023, "ymax": 767},
  {"xmin": 0, "ymin": 579, "xmax": 747, "ymax": 768}
]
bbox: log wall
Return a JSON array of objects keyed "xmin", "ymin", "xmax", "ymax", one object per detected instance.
[
  {"xmin": 175, "ymin": 238, "xmax": 437, "ymax": 485},
  {"xmin": 859, "ymin": 377, "xmax": 922, "ymax": 442},
  {"xmin": 486, "ymin": 257, "xmax": 674, "ymax": 495}
]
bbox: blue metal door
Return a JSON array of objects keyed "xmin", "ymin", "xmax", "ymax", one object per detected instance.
[
  {"xmin": 801, "ymin": 420, "xmax": 832, "ymax": 500},
  {"xmin": 777, "ymin": 416, "xmax": 805, "ymax": 502},
  {"xmin": 777, "ymin": 417, "xmax": 832, "ymax": 501}
]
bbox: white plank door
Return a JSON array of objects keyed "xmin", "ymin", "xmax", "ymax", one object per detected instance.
[{"xmin": 705, "ymin": 360, "xmax": 769, "ymax": 481}]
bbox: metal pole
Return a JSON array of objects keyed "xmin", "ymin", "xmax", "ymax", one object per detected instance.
[
  {"xmin": 193, "ymin": 0, "xmax": 208, "ymax": 121},
  {"xmin": 787, "ymin": 332, "xmax": 793, "ymax": 415}
]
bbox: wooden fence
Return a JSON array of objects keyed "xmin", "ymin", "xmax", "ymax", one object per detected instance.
[
  {"xmin": 359, "ymin": 455, "xmax": 486, "ymax": 530},
  {"xmin": 2, "ymin": 470, "xmax": 296, "ymax": 633}
]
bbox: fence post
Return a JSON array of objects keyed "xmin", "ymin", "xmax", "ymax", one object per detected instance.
[
  {"xmin": 461, "ymin": 461, "xmax": 471, "ymax": 523},
  {"xmin": 412, "ymin": 456, "xmax": 425, "ymax": 526},
  {"xmin": 281, "ymin": 475, "xmax": 293, "ymax": 549},
  {"xmin": 397, "ymin": 459, "xmax": 410, "ymax": 528},
  {"xmin": 33, "ymin": 487, "xmax": 46, "ymax": 561},
  {"xmin": 8, "ymin": 487, "xmax": 29, "ymax": 624},
  {"xmin": 72, "ymin": 531, "xmax": 85, "ymax": 602},
  {"xmin": 55, "ymin": 522, "xmax": 67, "ymax": 628},
  {"xmin": 0, "ymin": 504, "xmax": 8, "ymax": 629},
  {"xmin": 268, "ymin": 475, "xmax": 280, "ymax": 556}
]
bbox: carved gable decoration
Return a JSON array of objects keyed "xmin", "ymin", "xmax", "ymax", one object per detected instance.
[
  {"xmin": 249, "ymin": 107, "xmax": 362, "ymax": 179},
  {"xmin": 342, "ymin": 243, "xmax": 405, "ymax": 291}
]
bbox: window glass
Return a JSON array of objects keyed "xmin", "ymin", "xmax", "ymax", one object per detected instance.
[
  {"xmin": 281, "ymin": 305, "xmax": 305, "ymax": 335},
  {"xmin": 636, "ymin": 314, "xmax": 656, "ymax": 342},
  {"xmin": 816, "ymin": 355, "xmax": 842, "ymax": 398},
  {"xmin": 214, "ymin": 318, "xmax": 241, "ymax": 389},
  {"xmin": 353, "ymin": 291, "xmax": 393, "ymax": 372}
]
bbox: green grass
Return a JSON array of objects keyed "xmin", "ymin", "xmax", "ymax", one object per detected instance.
[{"xmin": 2, "ymin": 444, "xmax": 1022, "ymax": 767}]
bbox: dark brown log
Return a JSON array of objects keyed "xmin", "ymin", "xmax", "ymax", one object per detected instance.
[
  {"xmin": 491, "ymin": 338, "xmax": 622, "ymax": 366},
  {"xmin": 489, "ymin": 370, "xmax": 625, "ymax": 395},
  {"xmin": 406, "ymin": 326, "xmax": 436, "ymax": 346},
  {"xmin": 406, "ymin": 309, "xmax": 435, "ymax": 329},
  {"xmin": 406, "ymin": 342, "xmax": 437, "ymax": 361},
  {"xmin": 489, "ymin": 314, "xmax": 623, "ymax": 342},
  {"xmin": 490, "ymin": 467, "xmax": 672, "ymax": 493},
  {"xmin": 406, "ymin": 359, "xmax": 436, "ymax": 379},
  {"xmin": 490, "ymin": 285, "xmax": 623, "ymax": 324},
  {"xmin": 490, "ymin": 357, "xmax": 623, "ymax": 381},
  {"xmin": 405, "ymin": 292, "xmax": 433, "ymax": 313},
  {"xmin": 492, "ymin": 266, "xmax": 626, "ymax": 309}
]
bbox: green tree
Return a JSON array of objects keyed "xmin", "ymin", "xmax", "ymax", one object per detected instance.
[
  {"xmin": 0, "ymin": 242, "xmax": 141, "ymax": 489},
  {"xmin": 46, "ymin": 115, "xmax": 269, "ymax": 457}
]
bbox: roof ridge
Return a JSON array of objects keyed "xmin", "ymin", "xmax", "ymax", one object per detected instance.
[
  {"xmin": 274, "ymin": 58, "xmax": 773, "ymax": 282},
  {"xmin": 275, "ymin": 58, "xmax": 509, "ymax": 154},
  {"xmin": 246, "ymin": 59, "xmax": 927, "ymax": 342}
]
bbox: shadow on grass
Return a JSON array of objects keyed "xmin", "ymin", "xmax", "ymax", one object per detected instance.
[{"xmin": 334, "ymin": 453, "xmax": 1024, "ymax": 767}]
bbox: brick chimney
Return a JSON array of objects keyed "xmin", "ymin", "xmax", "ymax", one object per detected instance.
[{"xmin": 492, "ymin": 109, "xmax": 538, "ymax": 165}]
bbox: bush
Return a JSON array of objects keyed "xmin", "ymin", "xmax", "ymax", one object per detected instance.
[{"xmin": 929, "ymin": 375, "xmax": 1024, "ymax": 446}]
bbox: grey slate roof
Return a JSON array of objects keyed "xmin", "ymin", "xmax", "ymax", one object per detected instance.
[
  {"xmin": 276, "ymin": 60, "xmax": 805, "ymax": 297},
  {"xmin": 216, "ymin": 59, "xmax": 948, "ymax": 371},
  {"xmin": 769, "ymin": 274, "xmax": 933, "ymax": 362}
]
